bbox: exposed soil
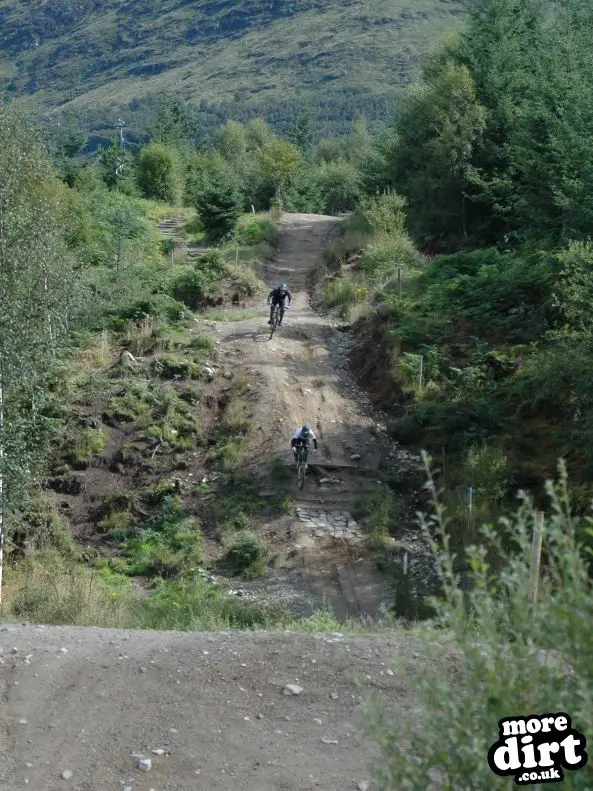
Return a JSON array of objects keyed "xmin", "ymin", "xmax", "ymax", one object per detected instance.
[
  {"xmin": 43, "ymin": 212, "xmax": 420, "ymax": 619},
  {"xmin": 0, "ymin": 623, "xmax": 424, "ymax": 791},
  {"xmin": 200, "ymin": 213, "xmax": 418, "ymax": 620}
]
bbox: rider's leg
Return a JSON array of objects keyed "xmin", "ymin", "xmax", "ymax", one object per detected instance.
[{"xmin": 279, "ymin": 305, "xmax": 285, "ymax": 325}]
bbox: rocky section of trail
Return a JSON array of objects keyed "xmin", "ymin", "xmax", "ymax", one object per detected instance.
[{"xmin": 0, "ymin": 624, "xmax": 420, "ymax": 791}]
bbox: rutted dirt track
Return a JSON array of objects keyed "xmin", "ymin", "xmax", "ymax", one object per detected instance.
[{"xmin": 214, "ymin": 213, "xmax": 402, "ymax": 620}]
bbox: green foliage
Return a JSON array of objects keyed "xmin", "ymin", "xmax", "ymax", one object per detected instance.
[
  {"xmin": 166, "ymin": 251, "xmax": 227, "ymax": 309},
  {"xmin": 72, "ymin": 186, "xmax": 155, "ymax": 269},
  {"xmin": 1, "ymin": 550, "xmax": 136, "ymax": 626},
  {"xmin": 148, "ymin": 93, "xmax": 201, "ymax": 147},
  {"xmin": 67, "ymin": 427, "xmax": 106, "ymax": 464},
  {"xmin": 258, "ymin": 139, "xmax": 301, "ymax": 198},
  {"xmin": 365, "ymin": 462, "xmax": 593, "ymax": 790},
  {"xmin": 120, "ymin": 497, "xmax": 203, "ymax": 578},
  {"xmin": 0, "ymin": 107, "xmax": 80, "ymax": 517},
  {"xmin": 552, "ymin": 241, "xmax": 593, "ymax": 339},
  {"xmin": 233, "ymin": 214, "xmax": 278, "ymax": 247},
  {"xmin": 137, "ymin": 143, "xmax": 184, "ymax": 203},
  {"xmin": 97, "ymin": 140, "xmax": 132, "ymax": 192},
  {"xmin": 317, "ymin": 160, "xmax": 361, "ymax": 214},
  {"xmin": 107, "ymin": 380, "xmax": 204, "ymax": 452},
  {"xmin": 223, "ymin": 531, "xmax": 271, "ymax": 580},
  {"xmin": 388, "ymin": 0, "xmax": 593, "ymax": 247},
  {"xmin": 130, "ymin": 576, "xmax": 279, "ymax": 630},
  {"xmin": 194, "ymin": 162, "xmax": 244, "ymax": 243}
]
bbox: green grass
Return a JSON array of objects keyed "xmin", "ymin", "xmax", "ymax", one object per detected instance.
[
  {"xmin": 199, "ymin": 308, "xmax": 261, "ymax": 322},
  {"xmin": 0, "ymin": 0, "xmax": 465, "ymax": 140}
]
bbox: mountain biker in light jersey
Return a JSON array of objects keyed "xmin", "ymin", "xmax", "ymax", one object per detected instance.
[
  {"xmin": 267, "ymin": 283, "xmax": 292, "ymax": 326},
  {"xmin": 291, "ymin": 424, "xmax": 318, "ymax": 461}
]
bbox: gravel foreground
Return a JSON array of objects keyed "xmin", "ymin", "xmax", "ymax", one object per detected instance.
[{"xmin": 0, "ymin": 625, "xmax": 412, "ymax": 791}]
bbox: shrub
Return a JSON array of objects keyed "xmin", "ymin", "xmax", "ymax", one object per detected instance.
[
  {"xmin": 318, "ymin": 159, "xmax": 362, "ymax": 214},
  {"xmin": 359, "ymin": 234, "xmax": 420, "ymax": 279},
  {"xmin": 234, "ymin": 214, "xmax": 278, "ymax": 246},
  {"xmin": 122, "ymin": 499, "xmax": 204, "ymax": 578},
  {"xmin": 131, "ymin": 577, "xmax": 279, "ymax": 630},
  {"xmin": 137, "ymin": 143, "xmax": 183, "ymax": 203},
  {"xmin": 223, "ymin": 530, "xmax": 271, "ymax": 579},
  {"xmin": 364, "ymin": 460, "xmax": 593, "ymax": 790}
]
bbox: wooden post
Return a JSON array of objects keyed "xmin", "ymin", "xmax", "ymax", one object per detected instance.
[
  {"xmin": 403, "ymin": 552, "xmax": 408, "ymax": 577},
  {"xmin": 397, "ymin": 267, "xmax": 402, "ymax": 299},
  {"xmin": 418, "ymin": 355, "xmax": 423, "ymax": 392},
  {"xmin": 251, "ymin": 204, "xmax": 256, "ymax": 214},
  {"xmin": 529, "ymin": 511, "xmax": 544, "ymax": 604},
  {"xmin": 467, "ymin": 486, "xmax": 473, "ymax": 534}
]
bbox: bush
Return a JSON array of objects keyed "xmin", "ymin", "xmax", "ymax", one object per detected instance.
[
  {"xmin": 105, "ymin": 294, "xmax": 189, "ymax": 327},
  {"xmin": 318, "ymin": 159, "xmax": 362, "ymax": 214},
  {"xmin": 364, "ymin": 461, "xmax": 593, "ymax": 790},
  {"xmin": 223, "ymin": 530, "xmax": 271, "ymax": 579},
  {"xmin": 234, "ymin": 214, "xmax": 278, "ymax": 246},
  {"xmin": 131, "ymin": 576, "xmax": 280, "ymax": 630},
  {"xmin": 359, "ymin": 235, "xmax": 420, "ymax": 279},
  {"xmin": 137, "ymin": 143, "xmax": 183, "ymax": 203},
  {"xmin": 121, "ymin": 499, "xmax": 204, "ymax": 578},
  {"xmin": 166, "ymin": 252, "xmax": 227, "ymax": 309}
]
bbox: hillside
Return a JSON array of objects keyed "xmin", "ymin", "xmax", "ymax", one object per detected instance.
[{"xmin": 0, "ymin": 0, "xmax": 465, "ymax": 140}]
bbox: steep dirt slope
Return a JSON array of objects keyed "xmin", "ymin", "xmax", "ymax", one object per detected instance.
[
  {"xmin": 0, "ymin": 624, "xmax": 419, "ymax": 791},
  {"xmin": 212, "ymin": 213, "xmax": 410, "ymax": 621}
]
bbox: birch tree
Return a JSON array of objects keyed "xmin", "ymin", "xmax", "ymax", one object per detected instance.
[{"xmin": 0, "ymin": 107, "xmax": 73, "ymax": 603}]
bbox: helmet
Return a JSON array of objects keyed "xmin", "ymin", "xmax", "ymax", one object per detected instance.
[
  {"xmin": 279, "ymin": 283, "xmax": 287, "ymax": 290},
  {"xmin": 301, "ymin": 424, "xmax": 311, "ymax": 436}
]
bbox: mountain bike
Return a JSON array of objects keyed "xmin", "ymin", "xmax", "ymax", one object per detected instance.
[
  {"xmin": 269, "ymin": 303, "xmax": 282, "ymax": 339},
  {"xmin": 295, "ymin": 443, "xmax": 310, "ymax": 490}
]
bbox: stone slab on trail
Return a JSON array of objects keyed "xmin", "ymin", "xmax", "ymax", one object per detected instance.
[{"xmin": 0, "ymin": 624, "xmax": 415, "ymax": 791}]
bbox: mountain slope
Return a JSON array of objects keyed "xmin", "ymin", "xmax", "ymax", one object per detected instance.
[{"xmin": 0, "ymin": 0, "xmax": 465, "ymax": 138}]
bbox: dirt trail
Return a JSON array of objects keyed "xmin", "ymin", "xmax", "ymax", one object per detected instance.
[
  {"xmin": 0, "ymin": 624, "xmax": 417, "ymax": 791},
  {"xmin": 213, "ymin": 213, "xmax": 397, "ymax": 621}
]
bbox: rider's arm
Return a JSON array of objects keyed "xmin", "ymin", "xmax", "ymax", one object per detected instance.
[
  {"xmin": 287, "ymin": 291, "xmax": 293, "ymax": 304},
  {"xmin": 267, "ymin": 290, "xmax": 274, "ymax": 303}
]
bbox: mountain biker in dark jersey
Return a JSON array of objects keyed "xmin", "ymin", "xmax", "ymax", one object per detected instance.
[
  {"xmin": 291, "ymin": 425, "xmax": 318, "ymax": 460},
  {"xmin": 267, "ymin": 283, "xmax": 292, "ymax": 326}
]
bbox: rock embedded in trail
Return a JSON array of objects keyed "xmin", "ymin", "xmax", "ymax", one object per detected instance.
[{"xmin": 283, "ymin": 684, "xmax": 304, "ymax": 696}]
